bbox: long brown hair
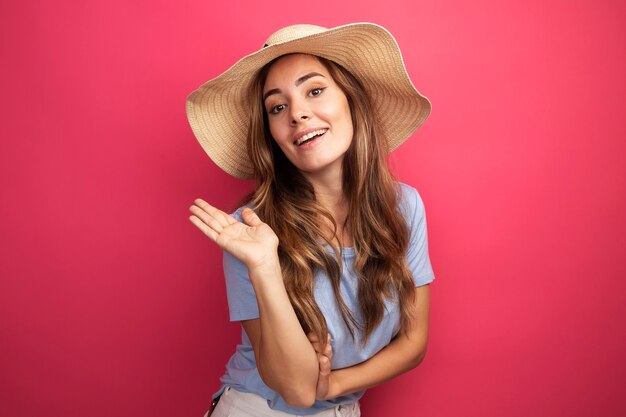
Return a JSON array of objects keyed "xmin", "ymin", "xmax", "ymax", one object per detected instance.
[{"xmin": 245, "ymin": 54, "xmax": 415, "ymax": 346}]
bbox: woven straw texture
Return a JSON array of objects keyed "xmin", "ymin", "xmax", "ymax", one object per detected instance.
[{"xmin": 186, "ymin": 23, "xmax": 431, "ymax": 179}]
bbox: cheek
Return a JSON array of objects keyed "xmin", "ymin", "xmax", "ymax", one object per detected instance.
[
  {"xmin": 268, "ymin": 125, "xmax": 292, "ymax": 155},
  {"xmin": 338, "ymin": 101, "xmax": 354, "ymax": 138},
  {"xmin": 323, "ymin": 98, "xmax": 351, "ymax": 127},
  {"xmin": 267, "ymin": 119, "xmax": 285, "ymax": 144}
]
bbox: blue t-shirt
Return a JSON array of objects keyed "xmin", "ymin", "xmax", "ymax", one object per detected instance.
[{"xmin": 214, "ymin": 183, "xmax": 435, "ymax": 415}]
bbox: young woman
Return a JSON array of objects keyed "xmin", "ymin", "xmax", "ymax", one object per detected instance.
[{"xmin": 187, "ymin": 23, "xmax": 434, "ymax": 417}]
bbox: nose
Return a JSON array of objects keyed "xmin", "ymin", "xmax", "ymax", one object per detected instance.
[{"xmin": 289, "ymin": 98, "xmax": 311, "ymax": 125}]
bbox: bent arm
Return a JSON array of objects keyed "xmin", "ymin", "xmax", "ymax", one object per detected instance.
[
  {"xmin": 188, "ymin": 201, "xmax": 319, "ymax": 407},
  {"xmin": 325, "ymin": 284, "xmax": 430, "ymax": 399},
  {"xmin": 241, "ymin": 260, "xmax": 320, "ymax": 408}
]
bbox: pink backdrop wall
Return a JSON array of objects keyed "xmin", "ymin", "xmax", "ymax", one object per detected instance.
[{"xmin": 1, "ymin": 1, "xmax": 625, "ymax": 416}]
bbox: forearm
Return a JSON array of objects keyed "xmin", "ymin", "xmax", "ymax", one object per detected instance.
[
  {"xmin": 248, "ymin": 260, "xmax": 319, "ymax": 406},
  {"xmin": 329, "ymin": 331, "xmax": 427, "ymax": 398},
  {"xmin": 325, "ymin": 285, "xmax": 431, "ymax": 399},
  {"xmin": 189, "ymin": 202, "xmax": 319, "ymax": 405}
]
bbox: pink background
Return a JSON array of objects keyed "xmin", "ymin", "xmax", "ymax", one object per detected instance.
[{"xmin": 1, "ymin": 0, "xmax": 625, "ymax": 416}]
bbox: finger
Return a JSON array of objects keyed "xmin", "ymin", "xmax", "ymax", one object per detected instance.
[
  {"xmin": 193, "ymin": 199, "xmax": 237, "ymax": 227},
  {"xmin": 308, "ymin": 334, "xmax": 324, "ymax": 353},
  {"xmin": 316, "ymin": 354, "xmax": 331, "ymax": 401},
  {"xmin": 319, "ymin": 354, "xmax": 331, "ymax": 376},
  {"xmin": 324, "ymin": 342, "xmax": 332, "ymax": 359},
  {"xmin": 324, "ymin": 334, "xmax": 332, "ymax": 361},
  {"xmin": 308, "ymin": 332, "xmax": 331, "ymax": 343},
  {"xmin": 189, "ymin": 205, "xmax": 228, "ymax": 235},
  {"xmin": 241, "ymin": 207, "xmax": 263, "ymax": 227},
  {"xmin": 189, "ymin": 215, "xmax": 219, "ymax": 242},
  {"xmin": 307, "ymin": 333, "xmax": 320, "ymax": 342},
  {"xmin": 310, "ymin": 342, "xmax": 323, "ymax": 354}
]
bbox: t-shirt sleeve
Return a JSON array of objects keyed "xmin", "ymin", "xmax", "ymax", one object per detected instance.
[
  {"xmin": 222, "ymin": 207, "xmax": 260, "ymax": 322},
  {"xmin": 400, "ymin": 184, "xmax": 435, "ymax": 287}
]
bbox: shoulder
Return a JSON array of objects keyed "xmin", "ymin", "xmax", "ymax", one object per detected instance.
[{"xmin": 397, "ymin": 182, "xmax": 426, "ymax": 220}]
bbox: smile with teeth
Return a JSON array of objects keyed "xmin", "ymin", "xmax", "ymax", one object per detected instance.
[{"xmin": 295, "ymin": 129, "xmax": 328, "ymax": 146}]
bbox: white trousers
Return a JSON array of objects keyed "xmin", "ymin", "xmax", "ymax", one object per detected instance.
[{"xmin": 204, "ymin": 387, "xmax": 360, "ymax": 417}]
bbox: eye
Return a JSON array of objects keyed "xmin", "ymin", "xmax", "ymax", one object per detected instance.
[
  {"xmin": 309, "ymin": 87, "xmax": 325, "ymax": 97},
  {"xmin": 268, "ymin": 103, "xmax": 286, "ymax": 114}
]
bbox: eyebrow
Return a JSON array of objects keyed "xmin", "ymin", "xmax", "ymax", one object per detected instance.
[{"xmin": 262, "ymin": 72, "xmax": 326, "ymax": 102}]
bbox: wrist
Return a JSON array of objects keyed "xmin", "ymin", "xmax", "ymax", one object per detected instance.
[
  {"xmin": 248, "ymin": 256, "xmax": 282, "ymax": 279},
  {"xmin": 248, "ymin": 255, "xmax": 283, "ymax": 285}
]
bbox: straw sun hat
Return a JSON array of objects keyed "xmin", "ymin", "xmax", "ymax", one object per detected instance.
[{"xmin": 186, "ymin": 22, "xmax": 431, "ymax": 179}]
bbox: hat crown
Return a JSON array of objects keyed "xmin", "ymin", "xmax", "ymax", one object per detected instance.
[{"xmin": 263, "ymin": 24, "xmax": 327, "ymax": 47}]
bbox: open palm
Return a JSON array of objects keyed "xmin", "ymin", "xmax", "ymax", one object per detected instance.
[{"xmin": 189, "ymin": 199, "xmax": 279, "ymax": 269}]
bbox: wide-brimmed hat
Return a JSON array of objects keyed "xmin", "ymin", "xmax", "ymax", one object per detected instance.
[{"xmin": 186, "ymin": 22, "xmax": 431, "ymax": 179}]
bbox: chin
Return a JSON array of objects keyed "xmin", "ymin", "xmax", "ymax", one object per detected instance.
[{"xmin": 299, "ymin": 161, "xmax": 343, "ymax": 177}]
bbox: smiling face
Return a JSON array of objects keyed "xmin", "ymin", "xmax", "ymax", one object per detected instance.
[{"xmin": 262, "ymin": 54, "xmax": 354, "ymax": 180}]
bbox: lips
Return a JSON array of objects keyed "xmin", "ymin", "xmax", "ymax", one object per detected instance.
[{"xmin": 293, "ymin": 128, "xmax": 328, "ymax": 146}]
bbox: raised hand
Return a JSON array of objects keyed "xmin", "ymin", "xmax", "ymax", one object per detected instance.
[
  {"xmin": 308, "ymin": 333, "xmax": 333, "ymax": 401},
  {"xmin": 189, "ymin": 199, "xmax": 279, "ymax": 269}
]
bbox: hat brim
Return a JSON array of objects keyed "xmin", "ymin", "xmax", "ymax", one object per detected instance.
[{"xmin": 186, "ymin": 23, "xmax": 431, "ymax": 179}]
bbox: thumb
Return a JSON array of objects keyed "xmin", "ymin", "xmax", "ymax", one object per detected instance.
[
  {"xmin": 241, "ymin": 207, "xmax": 263, "ymax": 227},
  {"xmin": 319, "ymin": 354, "xmax": 331, "ymax": 376},
  {"xmin": 316, "ymin": 354, "xmax": 331, "ymax": 401}
]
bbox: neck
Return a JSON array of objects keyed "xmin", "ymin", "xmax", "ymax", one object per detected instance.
[
  {"xmin": 303, "ymin": 169, "xmax": 352, "ymax": 247},
  {"xmin": 303, "ymin": 169, "xmax": 345, "ymax": 215}
]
